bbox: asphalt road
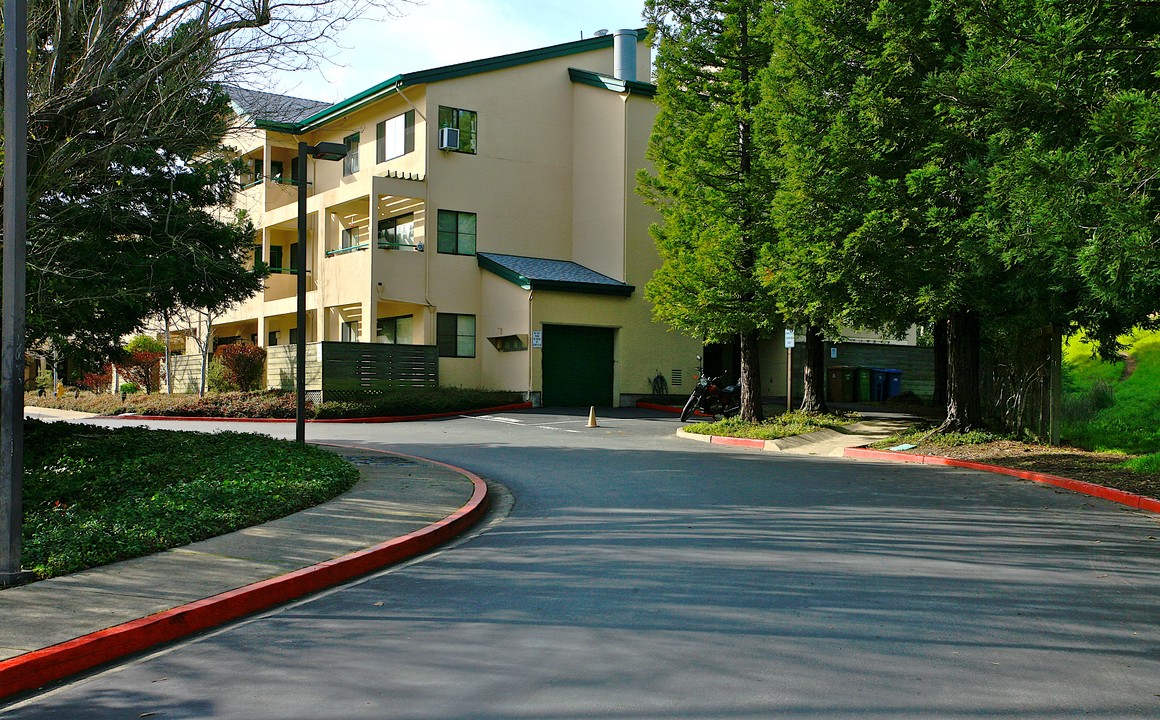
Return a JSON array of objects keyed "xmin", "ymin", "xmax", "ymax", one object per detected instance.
[{"xmin": 5, "ymin": 408, "xmax": 1160, "ymax": 719}]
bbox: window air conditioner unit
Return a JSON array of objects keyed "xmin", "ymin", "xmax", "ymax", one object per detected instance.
[{"xmin": 438, "ymin": 127, "xmax": 460, "ymax": 151}]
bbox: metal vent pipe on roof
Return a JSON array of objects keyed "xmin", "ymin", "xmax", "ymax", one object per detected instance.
[{"xmin": 613, "ymin": 29, "xmax": 637, "ymax": 82}]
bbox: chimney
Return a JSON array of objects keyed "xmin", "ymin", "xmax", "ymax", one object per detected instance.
[{"xmin": 613, "ymin": 29, "xmax": 637, "ymax": 82}]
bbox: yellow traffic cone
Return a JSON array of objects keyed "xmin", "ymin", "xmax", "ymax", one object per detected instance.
[{"xmin": 587, "ymin": 406, "xmax": 598, "ymax": 428}]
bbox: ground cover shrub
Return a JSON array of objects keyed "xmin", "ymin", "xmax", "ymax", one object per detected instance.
[
  {"xmin": 148, "ymin": 391, "xmax": 300, "ymax": 418},
  {"xmin": 871, "ymin": 426, "xmax": 1010, "ymax": 450},
  {"xmin": 21, "ymin": 420, "xmax": 359, "ymax": 578},
  {"xmin": 312, "ymin": 387, "xmax": 524, "ymax": 419},
  {"xmin": 1124, "ymin": 453, "xmax": 1160, "ymax": 475},
  {"xmin": 24, "ymin": 390, "xmax": 302, "ymax": 418},
  {"xmin": 683, "ymin": 410, "xmax": 858, "ymax": 441},
  {"xmin": 26, "ymin": 386, "xmax": 522, "ymax": 419},
  {"xmin": 206, "ymin": 357, "xmax": 236, "ymax": 393}
]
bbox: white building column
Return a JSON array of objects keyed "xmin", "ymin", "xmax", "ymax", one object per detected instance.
[
  {"xmin": 313, "ymin": 209, "xmax": 328, "ymax": 343},
  {"xmin": 361, "ymin": 194, "xmax": 380, "ymax": 343}
]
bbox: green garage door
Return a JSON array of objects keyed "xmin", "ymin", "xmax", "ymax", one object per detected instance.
[{"xmin": 541, "ymin": 325, "xmax": 614, "ymax": 407}]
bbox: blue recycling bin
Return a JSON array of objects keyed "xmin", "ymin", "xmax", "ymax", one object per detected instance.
[
  {"xmin": 884, "ymin": 369, "xmax": 903, "ymax": 398},
  {"xmin": 869, "ymin": 368, "xmax": 887, "ymax": 402}
]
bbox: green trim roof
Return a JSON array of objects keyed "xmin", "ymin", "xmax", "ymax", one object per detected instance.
[
  {"xmin": 478, "ymin": 253, "xmax": 634, "ymax": 297},
  {"xmin": 568, "ymin": 68, "xmax": 657, "ymax": 97},
  {"xmin": 255, "ymin": 30, "xmax": 648, "ymax": 134}
]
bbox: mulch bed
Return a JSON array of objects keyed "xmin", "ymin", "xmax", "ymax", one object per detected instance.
[{"xmin": 903, "ymin": 440, "xmax": 1160, "ymax": 502}]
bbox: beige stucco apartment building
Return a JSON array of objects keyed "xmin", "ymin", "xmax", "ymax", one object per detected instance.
[{"xmin": 202, "ymin": 30, "xmax": 702, "ymax": 406}]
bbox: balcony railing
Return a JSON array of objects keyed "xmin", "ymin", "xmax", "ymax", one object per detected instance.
[{"xmin": 326, "ymin": 243, "xmax": 369, "ymax": 257}]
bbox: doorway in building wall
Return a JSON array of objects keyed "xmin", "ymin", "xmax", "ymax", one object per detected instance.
[{"xmin": 541, "ymin": 324, "xmax": 614, "ymax": 407}]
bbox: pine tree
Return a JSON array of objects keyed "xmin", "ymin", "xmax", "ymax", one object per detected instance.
[{"xmin": 641, "ymin": 0, "xmax": 781, "ymax": 422}]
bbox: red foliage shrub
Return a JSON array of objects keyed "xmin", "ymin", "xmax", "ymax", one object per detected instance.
[
  {"xmin": 215, "ymin": 344, "xmax": 267, "ymax": 392},
  {"xmin": 115, "ymin": 351, "xmax": 163, "ymax": 393},
  {"xmin": 78, "ymin": 367, "xmax": 114, "ymax": 394}
]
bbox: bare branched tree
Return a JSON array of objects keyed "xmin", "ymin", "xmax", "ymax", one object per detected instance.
[{"xmin": 3, "ymin": 0, "xmax": 411, "ymax": 366}]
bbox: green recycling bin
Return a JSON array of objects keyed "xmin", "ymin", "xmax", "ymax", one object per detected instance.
[{"xmin": 854, "ymin": 367, "xmax": 872, "ymax": 402}]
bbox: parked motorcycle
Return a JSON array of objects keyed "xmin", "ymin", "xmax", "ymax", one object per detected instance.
[{"xmin": 680, "ymin": 373, "xmax": 741, "ymax": 422}]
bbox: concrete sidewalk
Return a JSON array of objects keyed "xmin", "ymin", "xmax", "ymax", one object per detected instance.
[{"xmin": 0, "ymin": 441, "xmax": 487, "ymax": 699}]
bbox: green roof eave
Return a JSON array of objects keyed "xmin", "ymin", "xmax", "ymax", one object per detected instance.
[
  {"xmin": 266, "ymin": 30, "xmax": 648, "ymax": 134},
  {"xmin": 255, "ymin": 119, "xmax": 309, "ymax": 133},
  {"xmin": 533, "ymin": 279, "xmax": 635, "ymax": 296},
  {"xmin": 568, "ymin": 68, "xmax": 657, "ymax": 97}
]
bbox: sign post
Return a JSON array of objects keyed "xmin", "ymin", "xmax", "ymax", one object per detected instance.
[{"xmin": 784, "ymin": 329, "xmax": 795, "ymax": 414}]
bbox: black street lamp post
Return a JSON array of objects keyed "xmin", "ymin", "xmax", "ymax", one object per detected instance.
[
  {"xmin": 295, "ymin": 141, "xmax": 348, "ymax": 444},
  {"xmin": 1, "ymin": 0, "xmax": 34, "ymax": 587}
]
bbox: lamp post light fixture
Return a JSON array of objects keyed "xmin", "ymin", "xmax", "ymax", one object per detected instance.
[{"xmin": 295, "ymin": 141, "xmax": 348, "ymax": 444}]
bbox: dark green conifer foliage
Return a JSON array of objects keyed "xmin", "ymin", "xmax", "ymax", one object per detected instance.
[{"xmin": 640, "ymin": 0, "xmax": 780, "ymax": 422}]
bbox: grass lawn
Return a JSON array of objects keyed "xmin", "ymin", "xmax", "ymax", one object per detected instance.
[
  {"xmin": 1062, "ymin": 330, "xmax": 1160, "ymax": 470},
  {"xmin": 682, "ymin": 410, "xmax": 859, "ymax": 441},
  {"xmin": 22, "ymin": 421, "xmax": 359, "ymax": 579}
]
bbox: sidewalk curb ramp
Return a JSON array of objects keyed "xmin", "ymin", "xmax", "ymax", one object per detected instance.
[
  {"xmin": 0, "ymin": 449, "xmax": 490, "ymax": 702},
  {"xmin": 844, "ymin": 446, "xmax": 1160, "ymax": 515},
  {"xmin": 675, "ymin": 425, "xmax": 851, "ymax": 451}
]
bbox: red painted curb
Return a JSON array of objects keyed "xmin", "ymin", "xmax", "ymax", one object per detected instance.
[
  {"xmin": 0, "ymin": 447, "xmax": 490, "ymax": 701},
  {"xmin": 108, "ymin": 402, "xmax": 534, "ymax": 424},
  {"xmin": 635, "ymin": 401, "xmax": 712, "ymax": 418},
  {"xmin": 636, "ymin": 401, "xmax": 680, "ymax": 413},
  {"xmin": 844, "ymin": 447, "xmax": 1160, "ymax": 514}
]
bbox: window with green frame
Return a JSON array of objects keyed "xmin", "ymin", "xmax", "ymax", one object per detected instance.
[
  {"xmin": 436, "ymin": 313, "xmax": 475, "ymax": 358},
  {"xmin": 378, "ymin": 213, "xmax": 415, "ymax": 249},
  {"xmin": 437, "ymin": 106, "xmax": 478, "ymax": 154},
  {"xmin": 341, "ymin": 226, "xmax": 360, "ymax": 249},
  {"xmin": 269, "ymin": 245, "xmax": 284, "ymax": 272},
  {"xmin": 437, "ymin": 210, "xmax": 476, "ymax": 255},
  {"xmin": 343, "ymin": 132, "xmax": 360, "ymax": 175},
  {"xmin": 289, "ymin": 242, "xmax": 300, "ymax": 273}
]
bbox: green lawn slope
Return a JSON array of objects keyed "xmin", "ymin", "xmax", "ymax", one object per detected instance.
[{"xmin": 1063, "ymin": 330, "xmax": 1160, "ymax": 472}]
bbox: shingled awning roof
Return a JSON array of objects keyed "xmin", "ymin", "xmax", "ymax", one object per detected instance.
[
  {"xmin": 477, "ymin": 253, "xmax": 634, "ymax": 297},
  {"xmin": 224, "ymin": 86, "xmax": 331, "ymax": 125}
]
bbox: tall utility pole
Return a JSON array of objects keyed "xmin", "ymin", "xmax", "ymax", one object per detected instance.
[{"xmin": 2, "ymin": 0, "xmax": 34, "ymax": 586}]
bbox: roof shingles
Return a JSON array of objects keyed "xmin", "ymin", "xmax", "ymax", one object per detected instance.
[
  {"xmin": 478, "ymin": 253, "xmax": 634, "ymax": 297},
  {"xmin": 224, "ymin": 86, "xmax": 331, "ymax": 125}
]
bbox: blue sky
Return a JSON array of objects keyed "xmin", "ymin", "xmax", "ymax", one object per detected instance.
[{"xmin": 273, "ymin": 0, "xmax": 649, "ymax": 102}]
